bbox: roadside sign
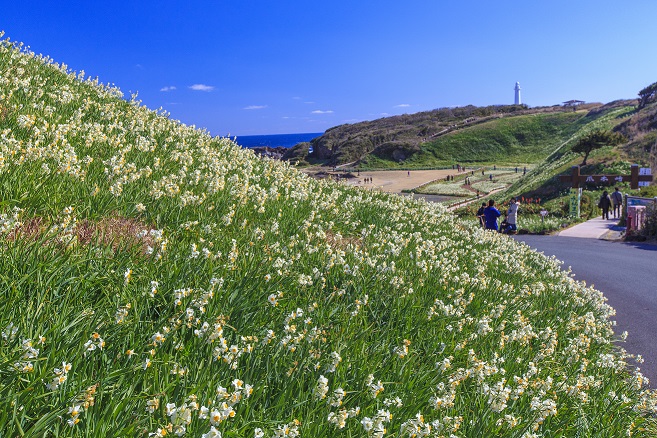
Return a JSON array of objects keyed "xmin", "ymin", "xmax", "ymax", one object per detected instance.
[
  {"xmin": 560, "ymin": 165, "xmax": 653, "ymax": 189},
  {"xmin": 627, "ymin": 196, "xmax": 657, "ymax": 207},
  {"xmin": 569, "ymin": 188, "xmax": 581, "ymax": 218}
]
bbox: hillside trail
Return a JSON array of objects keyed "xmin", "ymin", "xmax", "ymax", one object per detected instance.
[{"xmin": 335, "ymin": 160, "xmax": 359, "ymax": 169}]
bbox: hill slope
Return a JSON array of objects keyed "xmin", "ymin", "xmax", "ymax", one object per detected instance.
[
  {"xmin": 0, "ymin": 34, "xmax": 655, "ymax": 437},
  {"xmin": 493, "ymin": 99, "xmax": 654, "ymax": 203},
  {"xmin": 284, "ymin": 104, "xmax": 620, "ymax": 168},
  {"xmin": 388, "ymin": 110, "xmax": 589, "ymax": 167}
]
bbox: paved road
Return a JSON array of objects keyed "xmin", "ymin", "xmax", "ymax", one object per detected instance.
[{"xmin": 513, "ymin": 235, "xmax": 657, "ymax": 386}]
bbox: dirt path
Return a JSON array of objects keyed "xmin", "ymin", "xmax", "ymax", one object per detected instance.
[{"xmin": 446, "ymin": 187, "xmax": 505, "ymax": 211}]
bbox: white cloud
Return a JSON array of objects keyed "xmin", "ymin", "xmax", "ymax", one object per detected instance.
[
  {"xmin": 160, "ymin": 86, "xmax": 177, "ymax": 92},
  {"xmin": 380, "ymin": 112, "xmax": 390, "ymax": 117},
  {"xmin": 311, "ymin": 110, "xmax": 334, "ymax": 114},
  {"xmin": 244, "ymin": 105, "xmax": 267, "ymax": 110},
  {"xmin": 394, "ymin": 103, "xmax": 410, "ymax": 108},
  {"xmin": 304, "ymin": 101, "xmax": 315, "ymax": 104},
  {"xmin": 189, "ymin": 84, "xmax": 215, "ymax": 92}
]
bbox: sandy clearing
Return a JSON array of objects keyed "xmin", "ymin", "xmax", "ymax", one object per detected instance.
[{"xmin": 343, "ymin": 168, "xmax": 478, "ymax": 193}]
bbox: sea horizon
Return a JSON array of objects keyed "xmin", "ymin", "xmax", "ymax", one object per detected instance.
[{"xmin": 233, "ymin": 132, "xmax": 323, "ymax": 149}]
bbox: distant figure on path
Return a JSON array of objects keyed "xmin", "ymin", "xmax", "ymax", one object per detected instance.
[
  {"xmin": 489, "ymin": 174, "xmax": 493, "ymax": 181},
  {"xmin": 476, "ymin": 202, "xmax": 486, "ymax": 228},
  {"xmin": 598, "ymin": 190, "xmax": 612, "ymax": 220},
  {"xmin": 523, "ymin": 166, "xmax": 527, "ymax": 175},
  {"xmin": 611, "ymin": 187, "xmax": 623, "ymax": 219},
  {"xmin": 515, "ymin": 167, "xmax": 518, "ymax": 173},
  {"xmin": 483, "ymin": 200, "xmax": 502, "ymax": 231},
  {"xmin": 407, "ymin": 170, "xmax": 410, "ymax": 177}
]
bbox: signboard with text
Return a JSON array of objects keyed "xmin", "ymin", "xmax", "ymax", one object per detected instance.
[
  {"xmin": 569, "ymin": 188, "xmax": 582, "ymax": 218},
  {"xmin": 559, "ymin": 165, "xmax": 652, "ymax": 189},
  {"xmin": 626, "ymin": 195, "xmax": 657, "ymax": 208},
  {"xmin": 639, "ymin": 168, "xmax": 651, "ymax": 187}
]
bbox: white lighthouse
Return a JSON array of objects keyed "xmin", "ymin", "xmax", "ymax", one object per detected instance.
[{"xmin": 514, "ymin": 82, "xmax": 521, "ymax": 105}]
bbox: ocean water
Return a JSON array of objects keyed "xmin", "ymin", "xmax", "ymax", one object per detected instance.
[{"xmin": 235, "ymin": 132, "xmax": 322, "ymax": 148}]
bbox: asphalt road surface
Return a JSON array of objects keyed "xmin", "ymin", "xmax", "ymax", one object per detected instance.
[{"xmin": 513, "ymin": 235, "xmax": 657, "ymax": 386}]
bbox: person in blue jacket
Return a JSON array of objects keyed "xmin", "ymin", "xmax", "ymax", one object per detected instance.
[{"xmin": 483, "ymin": 199, "xmax": 502, "ymax": 231}]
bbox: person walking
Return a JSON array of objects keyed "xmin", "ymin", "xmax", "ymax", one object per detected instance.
[
  {"xmin": 598, "ymin": 190, "xmax": 612, "ymax": 220},
  {"xmin": 504, "ymin": 197, "xmax": 519, "ymax": 233},
  {"xmin": 476, "ymin": 202, "xmax": 486, "ymax": 228},
  {"xmin": 611, "ymin": 187, "xmax": 623, "ymax": 219},
  {"xmin": 483, "ymin": 199, "xmax": 502, "ymax": 231}
]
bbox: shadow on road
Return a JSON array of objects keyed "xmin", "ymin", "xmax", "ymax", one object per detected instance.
[{"xmin": 622, "ymin": 241, "xmax": 657, "ymax": 251}]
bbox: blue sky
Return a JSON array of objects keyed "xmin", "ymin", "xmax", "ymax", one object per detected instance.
[{"xmin": 3, "ymin": 1, "xmax": 657, "ymax": 135}]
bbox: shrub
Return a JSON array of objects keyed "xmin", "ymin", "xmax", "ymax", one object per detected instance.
[{"xmin": 640, "ymin": 204, "xmax": 657, "ymax": 238}]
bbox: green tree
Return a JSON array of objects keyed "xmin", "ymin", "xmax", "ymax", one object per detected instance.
[
  {"xmin": 571, "ymin": 130, "xmax": 626, "ymax": 166},
  {"xmin": 638, "ymin": 81, "xmax": 657, "ymax": 109}
]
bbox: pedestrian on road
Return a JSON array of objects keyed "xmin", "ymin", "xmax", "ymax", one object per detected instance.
[
  {"xmin": 476, "ymin": 202, "xmax": 486, "ymax": 228},
  {"xmin": 483, "ymin": 200, "xmax": 502, "ymax": 231},
  {"xmin": 598, "ymin": 190, "xmax": 612, "ymax": 220},
  {"xmin": 611, "ymin": 187, "xmax": 623, "ymax": 218}
]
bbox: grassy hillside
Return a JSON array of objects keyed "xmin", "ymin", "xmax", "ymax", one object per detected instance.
[
  {"xmin": 402, "ymin": 112, "xmax": 590, "ymax": 167},
  {"xmin": 285, "ymin": 105, "xmax": 532, "ymax": 166},
  {"xmin": 495, "ymin": 101, "xmax": 648, "ymax": 203},
  {"xmin": 1, "ymin": 34, "xmax": 656, "ymax": 437}
]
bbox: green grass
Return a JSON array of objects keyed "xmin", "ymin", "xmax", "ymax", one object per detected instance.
[
  {"xmin": 402, "ymin": 112, "xmax": 590, "ymax": 167},
  {"xmin": 0, "ymin": 33, "xmax": 656, "ymax": 437}
]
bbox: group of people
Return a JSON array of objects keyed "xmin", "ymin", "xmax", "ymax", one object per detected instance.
[
  {"xmin": 477, "ymin": 197, "xmax": 518, "ymax": 233},
  {"xmin": 598, "ymin": 187, "xmax": 623, "ymax": 220}
]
